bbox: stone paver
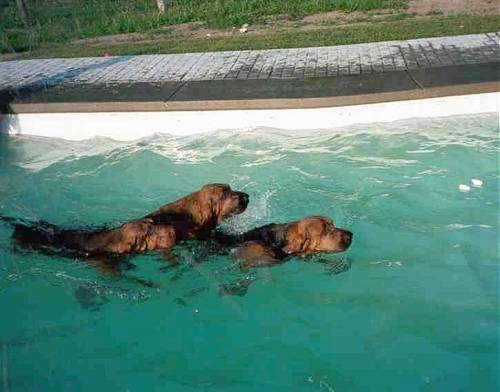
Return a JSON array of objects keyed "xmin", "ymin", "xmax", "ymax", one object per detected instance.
[{"xmin": 0, "ymin": 33, "xmax": 498, "ymax": 91}]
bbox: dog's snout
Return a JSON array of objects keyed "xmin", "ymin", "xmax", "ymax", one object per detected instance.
[
  {"xmin": 238, "ymin": 192, "xmax": 249, "ymax": 206},
  {"xmin": 342, "ymin": 231, "xmax": 353, "ymax": 246}
]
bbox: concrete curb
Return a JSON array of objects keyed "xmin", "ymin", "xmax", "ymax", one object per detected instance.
[{"xmin": 3, "ymin": 63, "xmax": 499, "ymax": 113}]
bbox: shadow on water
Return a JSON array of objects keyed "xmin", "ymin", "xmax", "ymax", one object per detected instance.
[{"xmin": 0, "ymin": 132, "xmax": 16, "ymax": 166}]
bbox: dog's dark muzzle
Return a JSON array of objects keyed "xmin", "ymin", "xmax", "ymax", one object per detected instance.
[
  {"xmin": 235, "ymin": 192, "xmax": 249, "ymax": 213},
  {"xmin": 341, "ymin": 231, "xmax": 353, "ymax": 248}
]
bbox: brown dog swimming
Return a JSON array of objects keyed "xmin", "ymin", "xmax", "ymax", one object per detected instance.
[
  {"xmin": 8, "ymin": 183, "xmax": 249, "ymax": 262},
  {"xmin": 217, "ymin": 215, "xmax": 352, "ymax": 269},
  {"xmin": 216, "ymin": 216, "xmax": 352, "ymax": 296},
  {"xmin": 146, "ymin": 183, "xmax": 249, "ymax": 241}
]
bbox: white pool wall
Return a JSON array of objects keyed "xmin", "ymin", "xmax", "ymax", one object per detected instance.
[{"xmin": 1, "ymin": 92, "xmax": 499, "ymax": 141}]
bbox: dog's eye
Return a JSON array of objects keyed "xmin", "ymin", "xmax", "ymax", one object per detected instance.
[{"xmin": 222, "ymin": 189, "xmax": 232, "ymax": 198}]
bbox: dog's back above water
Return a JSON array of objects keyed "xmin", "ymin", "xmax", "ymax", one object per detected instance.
[{"xmin": 12, "ymin": 218, "xmax": 176, "ymax": 258}]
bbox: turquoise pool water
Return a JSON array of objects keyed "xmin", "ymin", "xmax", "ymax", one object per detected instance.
[{"xmin": 0, "ymin": 113, "xmax": 498, "ymax": 391}]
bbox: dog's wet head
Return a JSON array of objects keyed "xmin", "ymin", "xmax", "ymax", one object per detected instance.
[
  {"xmin": 199, "ymin": 183, "xmax": 249, "ymax": 224},
  {"xmin": 282, "ymin": 216, "xmax": 353, "ymax": 255}
]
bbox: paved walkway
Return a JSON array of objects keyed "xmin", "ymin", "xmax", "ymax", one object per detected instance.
[{"xmin": 0, "ymin": 33, "xmax": 498, "ymax": 91}]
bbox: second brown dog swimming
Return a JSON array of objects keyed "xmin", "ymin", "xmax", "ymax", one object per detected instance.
[
  {"xmin": 214, "ymin": 216, "xmax": 352, "ymax": 296},
  {"xmin": 216, "ymin": 215, "xmax": 353, "ymax": 269},
  {"xmin": 12, "ymin": 218, "xmax": 176, "ymax": 258}
]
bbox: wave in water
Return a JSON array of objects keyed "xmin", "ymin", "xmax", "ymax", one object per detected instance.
[{"xmin": 2, "ymin": 113, "xmax": 497, "ymax": 172}]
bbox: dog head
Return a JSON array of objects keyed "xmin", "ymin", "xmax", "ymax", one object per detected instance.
[
  {"xmin": 195, "ymin": 183, "xmax": 249, "ymax": 227},
  {"xmin": 108, "ymin": 219, "xmax": 176, "ymax": 253},
  {"xmin": 282, "ymin": 216, "xmax": 352, "ymax": 256},
  {"xmin": 146, "ymin": 224, "xmax": 176, "ymax": 250},
  {"xmin": 120, "ymin": 219, "xmax": 176, "ymax": 251}
]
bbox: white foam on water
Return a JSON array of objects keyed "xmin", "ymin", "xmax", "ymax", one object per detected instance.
[
  {"xmin": 219, "ymin": 188, "xmax": 277, "ymax": 234},
  {"xmin": 471, "ymin": 178, "xmax": 483, "ymax": 187},
  {"xmin": 459, "ymin": 184, "xmax": 471, "ymax": 192}
]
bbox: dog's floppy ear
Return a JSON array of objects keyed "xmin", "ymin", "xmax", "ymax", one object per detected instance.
[
  {"xmin": 318, "ymin": 216, "xmax": 334, "ymax": 227},
  {"xmin": 282, "ymin": 220, "xmax": 311, "ymax": 255},
  {"xmin": 194, "ymin": 186, "xmax": 222, "ymax": 228},
  {"xmin": 208, "ymin": 187, "xmax": 223, "ymax": 224},
  {"xmin": 316, "ymin": 216, "xmax": 334, "ymax": 235},
  {"xmin": 209, "ymin": 195, "xmax": 222, "ymax": 224}
]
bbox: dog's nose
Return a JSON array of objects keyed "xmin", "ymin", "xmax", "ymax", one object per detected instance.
[
  {"xmin": 342, "ymin": 231, "xmax": 353, "ymax": 246},
  {"xmin": 238, "ymin": 192, "xmax": 249, "ymax": 206}
]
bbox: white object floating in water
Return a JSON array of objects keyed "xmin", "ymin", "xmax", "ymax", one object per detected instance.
[
  {"xmin": 459, "ymin": 184, "xmax": 471, "ymax": 192},
  {"xmin": 471, "ymin": 178, "xmax": 483, "ymax": 187}
]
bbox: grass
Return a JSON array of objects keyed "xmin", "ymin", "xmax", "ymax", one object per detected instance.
[
  {"xmin": 1, "ymin": 0, "xmax": 405, "ymax": 52},
  {"xmin": 4, "ymin": 14, "xmax": 499, "ymax": 60}
]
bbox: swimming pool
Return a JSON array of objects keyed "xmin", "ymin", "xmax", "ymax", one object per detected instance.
[{"xmin": 0, "ymin": 113, "xmax": 498, "ymax": 391}]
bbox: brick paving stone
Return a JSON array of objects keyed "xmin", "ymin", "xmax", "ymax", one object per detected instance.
[
  {"xmin": 0, "ymin": 33, "xmax": 498, "ymax": 90},
  {"xmin": 326, "ymin": 47, "xmax": 339, "ymax": 77}
]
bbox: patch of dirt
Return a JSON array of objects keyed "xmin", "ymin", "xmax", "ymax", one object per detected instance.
[
  {"xmin": 71, "ymin": 21, "xmax": 209, "ymax": 45},
  {"xmin": 408, "ymin": 0, "xmax": 499, "ymax": 16},
  {"xmin": 301, "ymin": 9, "xmax": 394, "ymax": 24}
]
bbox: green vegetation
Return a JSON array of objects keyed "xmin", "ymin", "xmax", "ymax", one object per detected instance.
[
  {"xmin": 1, "ymin": 0, "xmax": 405, "ymax": 52},
  {"xmin": 6, "ymin": 14, "xmax": 498, "ymax": 60}
]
